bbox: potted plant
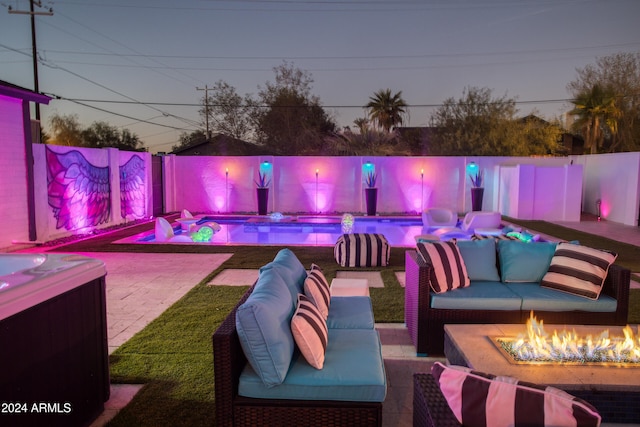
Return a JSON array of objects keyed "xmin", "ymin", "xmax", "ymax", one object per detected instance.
[
  {"xmin": 255, "ymin": 172, "xmax": 271, "ymax": 215},
  {"xmin": 469, "ymin": 169, "xmax": 484, "ymax": 211},
  {"xmin": 364, "ymin": 171, "xmax": 378, "ymax": 216}
]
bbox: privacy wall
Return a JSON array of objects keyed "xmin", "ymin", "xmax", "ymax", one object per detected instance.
[
  {"xmin": 3, "ymin": 145, "xmax": 639, "ymax": 250},
  {"xmin": 32, "ymin": 144, "xmax": 153, "ymax": 243},
  {"xmin": 163, "ymin": 154, "xmax": 578, "ymax": 219},
  {"xmin": 574, "ymin": 152, "xmax": 640, "ymax": 226}
]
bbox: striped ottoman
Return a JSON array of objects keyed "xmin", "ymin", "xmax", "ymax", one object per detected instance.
[{"xmin": 334, "ymin": 233, "xmax": 390, "ymax": 267}]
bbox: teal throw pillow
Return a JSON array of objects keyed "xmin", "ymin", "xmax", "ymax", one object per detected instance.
[
  {"xmin": 498, "ymin": 240, "xmax": 557, "ymax": 283},
  {"xmin": 456, "ymin": 239, "xmax": 500, "ymax": 281}
]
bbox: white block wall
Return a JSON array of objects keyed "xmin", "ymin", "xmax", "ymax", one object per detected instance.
[
  {"xmin": 0, "ymin": 94, "xmax": 30, "ymax": 248},
  {"xmin": 574, "ymin": 152, "xmax": 640, "ymax": 226}
]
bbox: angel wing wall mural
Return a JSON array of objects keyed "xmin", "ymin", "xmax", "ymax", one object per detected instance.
[
  {"xmin": 46, "ymin": 147, "xmax": 111, "ymax": 231},
  {"xmin": 119, "ymin": 154, "xmax": 146, "ymax": 219}
]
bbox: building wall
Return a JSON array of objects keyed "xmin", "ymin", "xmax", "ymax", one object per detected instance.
[{"xmin": 0, "ymin": 94, "xmax": 30, "ymax": 248}]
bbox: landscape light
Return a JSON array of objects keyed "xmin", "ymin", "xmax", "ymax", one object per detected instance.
[{"xmin": 466, "ymin": 162, "xmax": 478, "ymax": 174}]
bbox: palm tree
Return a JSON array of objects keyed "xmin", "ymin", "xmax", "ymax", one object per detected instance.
[
  {"xmin": 570, "ymin": 84, "xmax": 621, "ymax": 154},
  {"xmin": 365, "ymin": 89, "xmax": 408, "ymax": 132}
]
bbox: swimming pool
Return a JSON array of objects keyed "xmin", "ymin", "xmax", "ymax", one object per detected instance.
[{"xmin": 115, "ymin": 215, "xmax": 426, "ymax": 247}]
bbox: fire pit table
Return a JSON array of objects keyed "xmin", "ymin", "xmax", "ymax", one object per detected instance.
[{"xmin": 443, "ymin": 323, "xmax": 640, "ymax": 423}]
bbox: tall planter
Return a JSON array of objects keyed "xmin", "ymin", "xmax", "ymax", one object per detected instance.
[
  {"xmin": 471, "ymin": 187, "xmax": 484, "ymax": 212},
  {"xmin": 365, "ymin": 188, "xmax": 378, "ymax": 216},
  {"xmin": 256, "ymin": 188, "xmax": 269, "ymax": 215}
]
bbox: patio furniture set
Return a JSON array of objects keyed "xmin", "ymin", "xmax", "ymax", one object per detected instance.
[
  {"xmin": 405, "ymin": 230, "xmax": 634, "ymax": 425},
  {"xmin": 212, "ymin": 209, "xmax": 633, "ymax": 426}
]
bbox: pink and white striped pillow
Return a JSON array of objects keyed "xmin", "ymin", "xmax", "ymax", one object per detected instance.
[
  {"xmin": 304, "ymin": 268, "xmax": 331, "ymax": 319},
  {"xmin": 541, "ymin": 243, "xmax": 617, "ymax": 300},
  {"xmin": 431, "ymin": 362, "xmax": 601, "ymax": 427},
  {"xmin": 291, "ymin": 294, "xmax": 328, "ymax": 370},
  {"xmin": 416, "ymin": 242, "xmax": 469, "ymax": 293}
]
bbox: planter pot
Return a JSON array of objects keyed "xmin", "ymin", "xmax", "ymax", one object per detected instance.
[
  {"xmin": 256, "ymin": 188, "xmax": 269, "ymax": 215},
  {"xmin": 365, "ymin": 188, "xmax": 378, "ymax": 216},
  {"xmin": 471, "ymin": 187, "xmax": 484, "ymax": 212}
]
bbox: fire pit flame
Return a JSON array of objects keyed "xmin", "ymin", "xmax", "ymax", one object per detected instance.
[{"xmin": 498, "ymin": 312, "xmax": 640, "ymax": 364}]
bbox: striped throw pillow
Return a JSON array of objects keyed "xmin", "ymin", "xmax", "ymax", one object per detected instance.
[
  {"xmin": 472, "ymin": 233, "xmax": 519, "ymax": 241},
  {"xmin": 304, "ymin": 268, "xmax": 331, "ymax": 319},
  {"xmin": 416, "ymin": 242, "xmax": 469, "ymax": 293},
  {"xmin": 541, "ymin": 242, "xmax": 617, "ymax": 300},
  {"xmin": 310, "ymin": 263, "xmax": 323, "ymax": 273},
  {"xmin": 291, "ymin": 294, "xmax": 328, "ymax": 370},
  {"xmin": 431, "ymin": 362, "xmax": 601, "ymax": 427}
]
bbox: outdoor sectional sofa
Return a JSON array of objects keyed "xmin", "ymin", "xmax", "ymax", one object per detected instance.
[
  {"xmin": 405, "ymin": 238, "xmax": 631, "ymax": 356},
  {"xmin": 213, "ymin": 248, "xmax": 387, "ymax": 427}
]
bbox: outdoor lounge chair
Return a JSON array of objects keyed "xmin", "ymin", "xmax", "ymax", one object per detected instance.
[
  {"xmin": 460, "ymin": 211, "xmax": 501, "ymax": 233},
  {"xmin": 421, "ymin": 208, "xmax": 458, "ymax": 229}
]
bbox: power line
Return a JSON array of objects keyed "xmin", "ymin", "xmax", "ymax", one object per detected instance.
[
  {"xmin": 60, "ymin": 97, "xmax": 197, "ymax": 131},
  {"xmin": 51, "ymin": 96, "xmax": 576, "ymax": 109},
  {"xmin": 35, "ymin": 41, "xmax": 640, "ymax": 61},
  {"xmin": 52, "ymin": 0, "xmax": 614, "ymax": 13},
  {"xmin": 49, "ymin": 10, "xmax": 203, "ymax": 88}
]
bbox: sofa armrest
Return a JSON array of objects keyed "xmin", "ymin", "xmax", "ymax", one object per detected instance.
[
  {"xmin": 212, "ymin": 285, "xmax": 254, "ymax": 427},
  {"xmin": 413, "ymin": 373, "xmax": 461, "ymax": 427},
  {"xmin": 405, "ymin": 250, "xmax": 433, "ymax": 355},
  {"xmin": 602, "ymin": 264, "xmax": 631, "ymax": 324}
]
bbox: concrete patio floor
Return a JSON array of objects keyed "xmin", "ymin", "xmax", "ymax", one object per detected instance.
[{"xmin": 9, "ymin": 215, "xmax": 640, "ymax": 426}]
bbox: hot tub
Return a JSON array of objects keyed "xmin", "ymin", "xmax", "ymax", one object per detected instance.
[{"xmin": 0, "ymin": 253, "xmax": 109, "ymax": 427}]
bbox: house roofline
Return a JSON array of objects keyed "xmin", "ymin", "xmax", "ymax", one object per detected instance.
[{"xmin": 0, "ymin": 80, "xmax": 51, "ymax": 104}]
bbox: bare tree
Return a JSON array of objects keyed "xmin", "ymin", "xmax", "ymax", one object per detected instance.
[{"xmin": 199, "ymin": 80, "xmax": 255, "ymax": 141}]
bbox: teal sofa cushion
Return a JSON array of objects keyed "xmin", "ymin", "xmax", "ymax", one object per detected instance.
[
  {"xmin": 326, "ymin": 296, "xmax": 374, "ymax": 329},
  {"xmin": 235, "ymin": 267, "xmax": 295, "ymax": 388},
  {"xmin": 457, "ymin": 239, "xmax": 500, "ymax": 281},
  {"xmin": 498, "ymin": 241, "xmax": 557, "ymax": 282},
  {"xmin": 430, "ymin": 281, "xmax": 522, "ymax": 310},
  {"xmin": 238, "ymin": 328, "xmax": 387, "ymax": 402},
  {"xmin": 508, "ymin": 283, "xmax": 618, "ymax": 312},
  {"xmin": 259, "ymin": 248, "xmax": 308, "ymax": 306}
]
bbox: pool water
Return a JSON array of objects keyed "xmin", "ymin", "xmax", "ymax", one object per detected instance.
[{"xmin": 117, "ymin": 215, "xmax": 426, "ymax": 247}]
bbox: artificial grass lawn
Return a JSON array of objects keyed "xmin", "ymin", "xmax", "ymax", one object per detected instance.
[
  {"xmin": 51, "ymin": 218, "xmax": 637, "ymax": 425},
  {"xmin": 107, "ymin": 285, "xmax": 246, "ymax": 427}
]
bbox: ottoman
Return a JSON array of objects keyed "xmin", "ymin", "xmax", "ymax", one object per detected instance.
[
  {"xmin": 330, "ymin": 278, "xmax": 370, "ymax": 297},
  {"xmin": 334, "ymin": 233, "xmax": 390, "ymax": 267}
]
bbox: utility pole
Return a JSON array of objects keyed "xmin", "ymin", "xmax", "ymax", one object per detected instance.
[
  {"xmin": 196, "ymin": 85, "xmax": 211, "ymax": 140},
  {"xmin": 8, "ymin": 1, "xmax": 53, "ymax": 121}
]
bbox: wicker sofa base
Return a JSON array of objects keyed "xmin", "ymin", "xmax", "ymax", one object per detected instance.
[
  {"xmin": 413, "ymin": 373, "xmax": 460, "ymax": 427},
  {"xmin": 234, "ymin": 396, "xmax": 381, "ymax": 427}
]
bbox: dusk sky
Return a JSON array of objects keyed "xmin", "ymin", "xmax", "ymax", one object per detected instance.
[{"xmin": 2, "ymin": 0, "xmax": 639, "ymax": 153}]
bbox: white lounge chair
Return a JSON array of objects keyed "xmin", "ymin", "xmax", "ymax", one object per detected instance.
[
  {"xmin": 460, "ymin": 211, "xmax": 501, "ymax": 233},
  {"xmin": 421, "ymin": 208, "xmax": 458, "ymax": 229}
]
